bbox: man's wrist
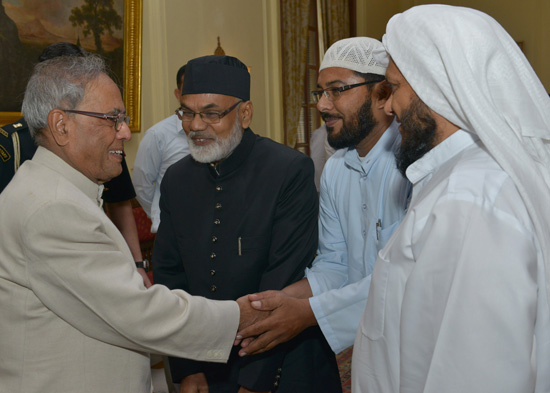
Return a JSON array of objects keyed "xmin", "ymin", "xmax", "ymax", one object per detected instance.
[{"xmin": 135, "ymin": 259, "xmax": 150, "ymax": 272}]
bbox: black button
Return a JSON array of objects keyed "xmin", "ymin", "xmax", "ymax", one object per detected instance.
[
  {"xmin": 216, "ymin": 185, "xmax": 222, "ymax": 191},
  {"xmin": 210, "ymin": 252, "xmax": 216, "ymax": 259},
  {"xmin": 210, "ymin": 269, "xmax": 216, "ymax": 276},
  {"xmin": 212, "ymin": 236, "xmax": 217, "ymax": 242},
  {"xmin": 210, "ymin": 285, "xmax": 217, "ymax": 292},
  {"xmin": 215, "ymin": 203, "xmax": 222, "ymax": 209},
  {"xmin": 214, "ymin": 219, "xmax": 221, "ymax": 225}
]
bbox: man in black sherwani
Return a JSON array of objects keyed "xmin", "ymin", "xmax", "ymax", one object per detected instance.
[{"xmin": 153, "ymin": 55, "xmax": 342, "ymax": 393}]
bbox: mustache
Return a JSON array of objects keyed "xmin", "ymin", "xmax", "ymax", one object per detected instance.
[
  {"xmin": 321, "ymin": 112, "xmax": 342, "ymax": 122},
  {"xmin": 188, "ymin": 131, "xmax": 216, "ymax": 139}
]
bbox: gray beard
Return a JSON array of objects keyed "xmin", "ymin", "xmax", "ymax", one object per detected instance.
[{"xmin": 187, "ymin": 120, "xmax": 244, "ymax": 163}]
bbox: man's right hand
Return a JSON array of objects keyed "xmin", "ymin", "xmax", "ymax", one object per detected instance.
[
  {"xmin": 236, "ymin": 290, "xmax": 316, "ymax": 356},
  {"xmin": 236, "ymin": 295, "xmax": 270, "ymax": 333},
  {"xmin": 180, "ymin": 372, "xmax": 209, "ymax": 393}
]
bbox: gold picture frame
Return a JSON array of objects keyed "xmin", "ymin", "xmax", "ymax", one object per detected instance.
[
  {"xmin": 123, "ymin": 0, "xmax": 142, "ymax": 133},
  {"xmin": 0, "ymin": 0, "xmax": 142, "ymax": 133}
]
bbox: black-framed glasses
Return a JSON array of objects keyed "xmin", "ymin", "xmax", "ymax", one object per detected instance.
[
  {"xmin": 175, "ymin": 100, "xmax": 242, "ymax": 124},
  {"xmin": 311, "ymin": 80, "xmax": 383, "ymax": 103},
  {"xmin": 61, "ymin": 109, "xmax": 130, "ymax": 131}
]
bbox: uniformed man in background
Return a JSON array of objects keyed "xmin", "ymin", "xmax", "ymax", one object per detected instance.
[{"xmin": 0, "ymin": 118, "xmax": 35, "ymax": 192}]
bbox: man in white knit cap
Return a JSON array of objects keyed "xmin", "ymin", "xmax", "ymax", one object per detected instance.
[
  {"xmin": 237, "ymin": 37, "xmax": 411, "ymax": 357},
  {"xmin": 352, "ymin": 5, "xmax": 550, "ymax": 393}
]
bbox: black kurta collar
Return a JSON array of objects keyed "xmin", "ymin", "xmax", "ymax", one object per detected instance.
[{"xmin": 207, "ymin": 128, "xmax": 256, "ymax": 178}]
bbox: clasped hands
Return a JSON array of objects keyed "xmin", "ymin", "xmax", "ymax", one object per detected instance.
[{"xmin": 235, "ymin": 290, "xmax": 316, "ymax": 356}]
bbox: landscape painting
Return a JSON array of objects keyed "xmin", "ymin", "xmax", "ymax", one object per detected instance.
[{"xmin": 0, "ymin": 0, "xmax": 140, "ymax": 129}]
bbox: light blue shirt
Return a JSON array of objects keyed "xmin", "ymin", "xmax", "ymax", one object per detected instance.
[
  {"xmin": 133, "ymin": 114, "xmax": 189, "ymax": 232},
  {"xmin": 305, "ymin": 120, "xmax": 411, "ymax": 353}
]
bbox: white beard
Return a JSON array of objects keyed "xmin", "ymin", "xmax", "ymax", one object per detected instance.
[{"xmin": 187, "ymin": 119, "xmax": 244, "ymax": 163}]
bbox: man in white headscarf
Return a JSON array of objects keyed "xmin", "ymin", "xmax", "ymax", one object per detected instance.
[{"xmin": 352, "ymin": 4, "xmax": 550, "ymax": 393}]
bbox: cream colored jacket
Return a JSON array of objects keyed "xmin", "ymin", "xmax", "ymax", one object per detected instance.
[{"xmin": 0, "ymin": 147, "xmax": 239, "ymax": 393}]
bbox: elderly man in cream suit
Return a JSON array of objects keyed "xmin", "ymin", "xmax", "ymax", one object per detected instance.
[{"xmin": 0, "ymin": 55, "xmax": 255, "ymax": 393}]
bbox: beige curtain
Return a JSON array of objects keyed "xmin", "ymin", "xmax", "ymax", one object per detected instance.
[
  {"xmin": 320, "ymin": 0, "xmax": 350, "ymax": 48},
  {"xmin": 281, "ymin": 0, "xmax": 310, "ymax": 148}
]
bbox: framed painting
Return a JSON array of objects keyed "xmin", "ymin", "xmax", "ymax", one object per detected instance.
[{"xmin": 0, "ymin": 0, "xmax": 142, "ymax": 132}]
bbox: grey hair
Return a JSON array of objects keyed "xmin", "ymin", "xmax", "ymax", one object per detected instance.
[{"xmin": 21, "ymin": 54, "xmax": 107, "ymax": 143}]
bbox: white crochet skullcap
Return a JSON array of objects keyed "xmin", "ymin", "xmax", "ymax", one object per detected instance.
[{"xmin": 320, "ymin": 37, "xmax": 388, "ymax": 76}]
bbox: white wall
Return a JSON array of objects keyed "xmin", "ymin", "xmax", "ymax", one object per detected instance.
[{"xmin": 356, "ymin": 0, "xmax": 550, "ymax": 92}]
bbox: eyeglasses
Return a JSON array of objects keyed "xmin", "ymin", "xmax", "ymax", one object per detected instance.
[
  {"xmin": 62, "ymin": 109, "xmax": 130, "ymax": 131},
  {"xmin": 311, "ymin": 80, "xmax": 383, "ymax": 103},
  {"xmin": 175, "ymin": 100, "xmax": 242, "ymax": 124}
]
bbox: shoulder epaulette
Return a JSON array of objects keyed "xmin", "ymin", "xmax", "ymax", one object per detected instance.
[
  {"xmin": 0, "ymin": 119, "xmax": 27, "ymax": 138},
  {"xmin": 0, "ymin": 119, "xmax": 28, "ymax": 168}
]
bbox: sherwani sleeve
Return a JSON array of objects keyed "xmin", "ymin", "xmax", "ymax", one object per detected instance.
[
  {"xmin": 238, "ymin": 154, "xmax": 319, "ymax": 390},
  {"xmin": 23, "ymin": 198, "xmax": 239, "ymax": 362},
  {"xmin": 153, "ymin": 177, "xmax": 205, "ymax": 381}
]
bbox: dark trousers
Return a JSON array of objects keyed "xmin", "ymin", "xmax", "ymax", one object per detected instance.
[{"xmin": 275, "ymin": 326, "xmax": 342, "ymax": 393}]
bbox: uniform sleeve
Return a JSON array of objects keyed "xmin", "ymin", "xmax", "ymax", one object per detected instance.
[
  {"xmin": 132, "ymin": 129, "xmax": 162, "ymax": 218},
  {"xmin": 0, "ymin": 120, "xmax": 36, "ymax": 194},
  {"xmin": 238, "ymin": 154, "xmax": 319, "ymax": 390},
  {"xmin": 24, "ymin": 198, "xmax": 239, "ymax": 363},
  {"xmin": 402, "ymin": 193, "xmax": 538, "ymax": 393},
  {"xmin": 0, "ymin": 127, "xmax": 16, "ymax": 194}
]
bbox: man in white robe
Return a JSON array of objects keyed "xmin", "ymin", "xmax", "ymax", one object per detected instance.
[{"xmin": 353, "ymin": 5, "xmax": 550, "ymax": 393}]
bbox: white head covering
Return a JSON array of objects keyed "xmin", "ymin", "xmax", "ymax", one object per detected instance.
[
  {"xmin": 320, "ymin": 37, "xmax": 388, "ymax": 75},
  {"xmin": 382, "ymin": 5, "xmax": 550, "ymax": 308}
]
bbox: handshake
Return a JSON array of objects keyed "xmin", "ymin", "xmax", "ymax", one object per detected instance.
[{"xmin": 234, "ymin": 289, "xmax": 317, "ymax": 356}]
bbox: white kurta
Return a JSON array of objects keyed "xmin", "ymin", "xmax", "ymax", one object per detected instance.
[
  {"xmin": 133, "ymin": 114, "xmax": 190, "ymax": 232},
  {"xmin": 352, "ymin": 130, "xmax": 550, "ymax": 393}
]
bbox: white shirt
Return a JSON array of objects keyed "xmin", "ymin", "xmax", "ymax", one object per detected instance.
[
  {"xmin": 310, "ymin": 125, "xmax": 335, "ymax": 192},
  {"xmin": 305, "ymin": 120, "xmax": 411, "ymax": 353},
  {"xmin": 133, "ymin": 114, "xmax": 189, "ymax": 232},
  {"xmin": 352, "ymin": 130, "xmax": 550, "ymax": 393}
]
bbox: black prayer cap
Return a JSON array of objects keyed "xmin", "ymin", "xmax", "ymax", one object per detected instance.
[
  {"xmin": 176, "ymin": 64, "xmax": 186, "ymax": 88},
  {"xmin": 182, "ymin": 55, "xmax": 250, "ymax": 101}
]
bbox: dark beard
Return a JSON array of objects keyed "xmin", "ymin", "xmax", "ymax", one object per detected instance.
[
  {"xmin": 325, "ymin": 98, "xmax": 377, "ymax": 150},
  {"xmin": 395, "ymin": 97, "xmax": 437, "ymax": 177}
]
